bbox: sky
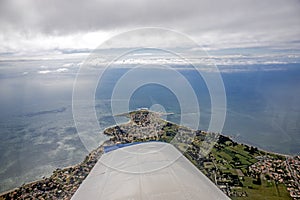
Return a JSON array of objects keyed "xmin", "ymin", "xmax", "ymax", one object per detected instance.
[
  {"xmin": 0, "ymin": 0, "xmax": 300, "ymax": 59},
  {"xmin": 0, "ymin": 0, "xmax": 300, "ymax": 192}
]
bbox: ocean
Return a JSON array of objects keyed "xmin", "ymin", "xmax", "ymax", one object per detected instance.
[{"xmin": 0, "ymin": 62, "xmax": 299, "ymax": 192}]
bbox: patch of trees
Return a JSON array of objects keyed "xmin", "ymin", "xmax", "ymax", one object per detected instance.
[
  {"xmin": 218, "ymin": 135, "xmax": 232, "ymax": 144},
  {"xmin": 244, "ymin": 145, "xmax": 258, "ymax": 154},
  {"xmin": 253, "ymin": 177, "xmax": 262, "ymax": 185}
]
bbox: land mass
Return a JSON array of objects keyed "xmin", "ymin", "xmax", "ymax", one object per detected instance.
[{"xmin": 1, "ymin": 109, "xmax": 299, "ymax": 199}]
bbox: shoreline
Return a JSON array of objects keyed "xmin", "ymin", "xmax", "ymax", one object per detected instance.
[
  {"xmin": 0, "ymin": 161, "xmax": 87, "ymax": 196},
  {"xmin": 0, "ymin": 133, "xmax": 293, "ymax": 196},
  {"xmin": 0, "ymin": 110, "xmax": 298, "ymax": 198},
  {"xmin": 0, "ymin": 142, "xmax": 105, "ymax": 199},
  {"xmin": 225, "ymin": 135, "xmax": 292, "ymax": 158}
]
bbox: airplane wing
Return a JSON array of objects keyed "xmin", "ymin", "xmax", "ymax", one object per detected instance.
[{"xmin": 71, "ymin": 142, "xmax": 230, "ymax": 200}]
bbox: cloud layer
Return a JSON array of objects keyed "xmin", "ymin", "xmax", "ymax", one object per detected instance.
[{"xmin": 0, "ymin": 0, "xmax": 300, "ymax": 54}]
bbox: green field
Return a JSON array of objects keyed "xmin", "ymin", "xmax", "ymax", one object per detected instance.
[
  {"xmin": 185, "ymin": 134, "xmax": 292, "ymax": 199},
  {"xmin": 232, "ymin": 177, "xmax": 291, "ymax": 200}
]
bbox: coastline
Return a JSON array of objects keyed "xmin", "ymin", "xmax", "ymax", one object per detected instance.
[
  {"xmin": 0, "ymin": 134, "xmax": 293, "ymax": 197},
  {"xmin": 0, "ymin": 135, "xmax": 291, "ymax": 196},
  {"xmin": 225, "ymin": 135, "xmax": 291, "ymax": 158},
  {"xmin": 0, "ymin": 141, "xmax": 105, "ymax": 199},
  {"xmin": 0, "ymin": 110, "xmax": 298, "ymax": 199}
]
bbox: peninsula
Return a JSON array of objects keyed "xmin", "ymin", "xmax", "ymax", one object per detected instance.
[{"xmin": 1, "ymin": 109, "xmax": 299, "ymax": 199}]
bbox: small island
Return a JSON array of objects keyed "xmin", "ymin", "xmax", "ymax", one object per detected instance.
[{"xmin": 1, "ymin": 109, "xmax": 299, "ymax": 199}]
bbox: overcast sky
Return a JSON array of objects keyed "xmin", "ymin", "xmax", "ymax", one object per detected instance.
[{"xmin": 0, "ymin": 0, "xmax": 300, "ymax": 56}]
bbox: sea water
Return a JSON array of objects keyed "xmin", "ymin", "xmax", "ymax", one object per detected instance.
[{"xmin": 0, "ymin": 62, "xmax": 299, "ymax": 192}]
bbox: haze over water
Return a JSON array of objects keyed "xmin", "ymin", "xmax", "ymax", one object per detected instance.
[{"xmin": 0, "ymin": 59, "xmax": 299, "ymax": 193}]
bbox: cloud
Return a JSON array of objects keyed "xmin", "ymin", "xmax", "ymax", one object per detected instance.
[
  {"xmin": 38, "ymin": 68, "xmax": 69, "ymax": 74},
  {"xmin": 55, "ymin": 68, "xmax": 68, "ymax": 73},
  {"xmin": 0, "ymin": 0, "xmax": 299, "ymax": 54},
  {"xmin": 1, "ymin": 0, "xmax": 298, "ymax": 35},
  {"xmin": 62, "ymin": 63, "xmax": 74, "ymax": 67},
  {"xmin": 38, "ymin": 70, "xmax": 51, "ymax": 74}
]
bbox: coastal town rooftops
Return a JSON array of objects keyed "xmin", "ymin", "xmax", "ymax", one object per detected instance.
[{"xmin": 71, "ymin": 142, "xmax": 230, "ymax": 200}]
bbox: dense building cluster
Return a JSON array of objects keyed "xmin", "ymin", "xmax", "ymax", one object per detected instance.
[
  {"xmin": 105, "ymin": 110, "xmax": 206, "ymax": 152},
  {"xmin": 104, "ymin": 110, "xmax": 168, "ymax": 143},
  {"xmin": 286, "ymin": 156, "xmax": 300, "ymax": 199},
  {"xmin": 130, "ymin": 110, "xmax": 151, "ymax": 126},
  {"xmin": 249, "ymin": 155, "xmax": 300, "ymax": 199},
  {"xmin": 249, "ymin": 155, "xmax": 287, "ymax": 183}
]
